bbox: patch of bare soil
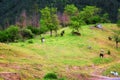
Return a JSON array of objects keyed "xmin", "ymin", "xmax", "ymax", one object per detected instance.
[
  {"xmin": 0, "ymin": 63, "xmax": 21, "ymax": 80},
  {"xmin": 0, "ymin": 72, "xmax": 21, "ymax": 80},
  {"xmin": 0, "ymin": 63, "xmax": 21, "ymax": 70}
]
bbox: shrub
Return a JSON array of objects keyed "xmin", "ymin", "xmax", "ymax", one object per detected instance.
[
  {"xmin": 117, "ymin": 20, "xmax": 120, "ymax": 27},
  {"xmin": 0, "ymin": 25, "xmax": 19, "ymax": 42},
  {"xmin": 27, "ymin": 26, "xmax": 39, "ymax": 34},
  {"xmin": 0, "ymin": 31, "xmax": 8, "ymax": 42},
  {"xmin": 107, "ymin": 50, "xmax": 111, "ymax": 55},
  {"xmin": 88, "ymin": 15, "xmax": 101, "ymax": 24},
  {"xmin": 44, "ymin": 73, "xmax": 58, "ymax": 79},
  {"xmin": 39, "ymin": 26, "xmax": 48, "ymax": 34},
  {"xmin": 20, "ymin": 28, "xmax": 34, "ymax": 39},
  {"xmin": 5, "ymin": 25, "xmax": 19, "ymax": 42},
  {"xmin": 28, "ymin": 40, "xmax": 33, "ymax": 43}
]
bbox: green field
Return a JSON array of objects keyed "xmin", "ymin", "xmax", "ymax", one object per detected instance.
[{"xmin": 0, "ymin": 24, "xmax": 120, "ymax": 80}]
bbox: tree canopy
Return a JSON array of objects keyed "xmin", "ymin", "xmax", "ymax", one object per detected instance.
[{"xmin": 0, "ymin": 0, "xmax": 120, "ymax": 28}]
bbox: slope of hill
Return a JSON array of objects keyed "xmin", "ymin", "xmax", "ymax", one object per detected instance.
[{"xmin": 0, "ymin": 24, "xmax": 120, "ymax": 80}]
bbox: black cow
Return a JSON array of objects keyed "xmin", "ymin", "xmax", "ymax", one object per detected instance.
[
  {"xmin": 72, "ymin": 31, "xmax": 81, "ymax": 36},
  {"xmin": 60, "ymin": 30, "xmax": 65, "ymax": 36},
  {"xmin": 108, "ymin": 36, "xmax": 112, "ymax": 41},
  {"xmin": 99, "ymin": 53, "xmax": 104, "ymax": 58}
]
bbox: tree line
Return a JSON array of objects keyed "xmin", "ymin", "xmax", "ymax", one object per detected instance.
[
  {"xmin": 0, "ymin": 4, "xmax": 120, "ymax": 48},
  {"xmin": 0, "ymin": 0, "xmax": 120, "ymax": 28}
]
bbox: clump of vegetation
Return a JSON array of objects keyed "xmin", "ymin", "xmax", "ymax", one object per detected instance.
[
  {"xmin": 101, "ymin": 13, "xmax": 111, "ymax": 23},
  {"xmin": 27, "ymin": 26, "xmax": 40, "ymax": 35},
  {"xmin": 43, "ymin": 73, "xmax": 66, "ymax": 80},
  {"xmin": 117, "ymin": 9, "xmax": 120, "ymax": 28},
  {"xmin": 28, "ymin": 40, "xmax": 34, "ymax": 44},
  {"xmin": 5, "ymin": 25, "xmax": 20, "ymax": 42},
  {"xmin": 21, "ymin": 44, "xmax": 24, "ymax": 47},
  {"xmin": 43, "ymin": 73, "xmax": 58, "ymax": 79},
  {"xmin": 117, "ymin": 20, "xmax": 120, "ymax": 27},
  {"xmin": 113, "ymin": 30, "xmax": 120, "ymax": 48},
  {"xmin": 0, "ymin": 31, "xmax": 8, "ymax": 42},
  {"xmin": 20, "ymin": 28, "xmax": 34, "ymax": 39},
  {"xmin": 79, "ymin": 6, "xmax": 101, "ymax": 24},
  {"xmin": 0, "ymin": 25, "xmax": 20, "ymax": 42},
  {"xmin": 107, "ymin": 50, "xmax": 111, "ymax": 55}
]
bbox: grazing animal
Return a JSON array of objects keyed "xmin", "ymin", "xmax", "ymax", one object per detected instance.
[
  {"xmin": 41, "ymin": 37, "xmax": 45, "ymax": 43},
  {"xmin": 72, "ymin": 31, "xmax": 81, "ymax": 36},
  {"xmin": 87, "ymin": 46, "xmax": 92, "ymax": 49},
  {"xmin": 60, "ymin": 30, "xmax": 65, "ymax": 36},
  {"xmin": 99, "ymin": 53, "xmax": 104, "ymax": 58},
  {"xmin": 108, "ymin": 36, "xmax": 112, "ymax": 41},
  {"xmin": 111, "ymin": 71, "xmax": 119, "ymax": 76},
  {"xmin": 95, "ymin": 24, "xmax": 103, "ymax": 30},
  {"xmin": 99, "ymin": 49, "xmax": 104, "ymax": 58}
]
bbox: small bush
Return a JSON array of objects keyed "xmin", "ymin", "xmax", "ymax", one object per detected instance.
[
  {"xmin": 28, "ymin": 40, "xmax": 33, "ymax": 43},
  {"xmin": 27, "ymin": 26, "xmax": 39, "ymax": 34},
  {"xmin": 44, "ymin": 73, "xmax": 58, "ymax": 79},
  {"xmin": 117, "ymin": 20, "xmax": 120, "ymax": 27},
  {"xmin": 39, "ymin": 26, "xmax": 48, "ymax": 34},
  {"xmin": 6, "ymin": 25, "xmax": 20, "ymax": 42},
  {"xmin": 0, "ymin": 31, "xmax": 7, "ymax": 42},
  {"xmin": 107, "ymin": 50, "xmax": 111, "ymax": 55},
  {"xmin": 21, "ymin": 44, "xmax": 24, "ymax": 47},
  {"xmin": 20, "ymin": 28, "xmax": 34, "ymax": 39},
  {"xmin": 88, "ymin": 15, "xmax": 101, "ymax": 24},
  {"xmin": 0, "ymin": 25, "xmax": 20, "ymax": 42}
]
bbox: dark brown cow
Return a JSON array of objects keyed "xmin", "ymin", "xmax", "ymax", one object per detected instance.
[
  {"xmin": 72, "ymin": 31, "xmax": 81, "ymax": 36},
  {"xmin": 99, "ymin": 53, "xmax": 104, "ymax": 58},
  {"xmin": 60, "ymin": 30, "xmax": 65, "ymax": 36}
]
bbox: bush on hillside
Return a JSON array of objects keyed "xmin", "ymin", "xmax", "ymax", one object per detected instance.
[
  {"xmin": 27, "ymin": 40, "xmax": 34, "ymax": 43},
  {"xmin": 0, "ymin": 31, "xmax": 8, "ymax": 42},
  {"xmin": 39, "ymin": 26, "xmax": 49, "ymax": 34},
  {"xmin": 101, "ymin": 13, "xmax": 111, "ymax": 23},
  {"xmin": 88, "ymin": 16, "xmax": 101, "ymax": 24},
  {"xmin": 0, "ymin": 25, "xmax": 19, "ymax": 42},
  {"xmin": 117, "ymin": 20, "xmax": 120, "ymax": 27},
  {"xmin": 107, "ymin": 50, "xmax": 111, "ymax": 55},
  {"xmin": 27, "ymin": 26, "xmax": 40, "ymax": 34},
  {"xmin": 20, "ymin": 28, "xmax": 34, "ymax": 39},
  {"xmin": 44, "ymin": 73, "xmax": 58, "ymax": 79},
  {"xmin": 5, "ymin": 25, "xmax": 20, "ymax": 42}
]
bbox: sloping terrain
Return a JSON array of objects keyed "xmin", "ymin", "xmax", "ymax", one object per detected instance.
[{"xmin": 0, "ymin": 24, "xmax": 120, "ymax": 80}]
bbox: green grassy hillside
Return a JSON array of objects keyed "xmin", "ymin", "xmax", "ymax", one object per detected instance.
[{"xmin": 0, "ymin": 24, "xmax": 120, "ymax": 80}]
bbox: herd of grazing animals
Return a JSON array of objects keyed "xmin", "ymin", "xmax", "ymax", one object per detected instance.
[{"xmin": 40, "ymin": 24, "xmax": 114, "ymax": 58}]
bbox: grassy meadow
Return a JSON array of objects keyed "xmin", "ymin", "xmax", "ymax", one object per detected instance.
[{"xmin": 0, "ymin": 24, "xmax": 120, "ymax": 80}]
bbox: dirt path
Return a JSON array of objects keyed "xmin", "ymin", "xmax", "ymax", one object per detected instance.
[
  {"xmin": 90, "ymin": 60, "xmax": 120, "ymax": 80},
  {"xmin": 0, "ymin": 72, "xmax": 21, "ymax": 80},
  {"xmin": 90, "ymin": 75, "xmax": 120, "ymax": 80},
  {"xmin": 65, "ymin": 60, "xmax": 120, "ymax": 80}
]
